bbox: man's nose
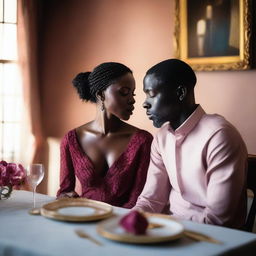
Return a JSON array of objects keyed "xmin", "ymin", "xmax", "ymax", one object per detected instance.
[{"xmin": 143, "ymin": 101, "xmax": 150, "ymax": 109}]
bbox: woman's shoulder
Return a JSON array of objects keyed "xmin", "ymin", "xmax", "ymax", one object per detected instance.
[
  {"xmin": 64, "ymin": 122, "xmax": 93, "ymax": 138},
  {"xmin": 63, "ymin": 128, "xmax": 76, "ymax": 140},
  {"xmin": 126, "ymin": 122, "xmax": 150, "ymax": 135},
  {"xmin": 135, "ymin": 128, "xmax": 153, "ymax": 142},
  {"xmin": 123, "ymin": 123, "xmax": 153, "ymax": 143},
  {"xmin": 122, "ymin": 123, "xmax": 152, "ymax": 139},
  {"xmin": 60, "ymin": 128, "xmax": 77, "ymax": 146}
]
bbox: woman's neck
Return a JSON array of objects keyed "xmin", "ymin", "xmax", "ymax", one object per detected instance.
[{"xmin": 93, "ymin": 108, "xmax": 123, "ymax": 135}]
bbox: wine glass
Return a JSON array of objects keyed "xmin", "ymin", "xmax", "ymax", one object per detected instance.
[{"xmin": 27, "ymin": 164, "xmax": 44, "ymax": 213}]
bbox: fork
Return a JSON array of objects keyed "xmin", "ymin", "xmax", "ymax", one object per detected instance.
[{"xmin": 75, "ymin": 229, "xmax": 103, "ymax": 246}]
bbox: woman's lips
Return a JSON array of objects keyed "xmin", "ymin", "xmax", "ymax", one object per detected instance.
[{"xmin": 127, "ymin": 106, "xmax": 134, "ymax": 114}]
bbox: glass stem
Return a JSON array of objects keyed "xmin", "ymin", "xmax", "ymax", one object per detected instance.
[{"xmin": 33, "ymin": 187, "xmax": 36, "ymax": 208}]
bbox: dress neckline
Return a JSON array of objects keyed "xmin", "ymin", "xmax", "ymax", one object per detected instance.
[{"xmin": 70, "ymin": 128, "xmax": 141, "ymax": 177}]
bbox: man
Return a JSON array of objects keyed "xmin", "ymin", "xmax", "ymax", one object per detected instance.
[{"xmin": 135, "ymin": 59, "xmax": 247, "ymax": 228}]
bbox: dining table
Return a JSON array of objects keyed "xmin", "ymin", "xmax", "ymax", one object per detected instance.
[{"xmin": 0, "ymin": 190, "xmax": 256, "ymax": 256}]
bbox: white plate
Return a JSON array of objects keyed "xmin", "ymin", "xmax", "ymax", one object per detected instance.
[
  {"xmin": 40, "ymin": 198, "xmax": 113, "ymax": 222},
  {"xmin": 97, "ymin": 214, "xmax": 184, "ymax": 244}
]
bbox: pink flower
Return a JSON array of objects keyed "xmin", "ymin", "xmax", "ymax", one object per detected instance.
[
  {"xmin": 0, "ymin": 163, "xmax": 9, "ymax": 186},
  {"xmin": 0, "ymin": 161, "xmax": 7, "ymax": 166},
  {"xmin": 0, "ymin": 161, "xmax": 26, "ymax": 187}
]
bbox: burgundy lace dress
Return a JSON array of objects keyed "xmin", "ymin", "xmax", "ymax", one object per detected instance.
[{"xmin": 57, "ymin": 129, "xmax": 153, "ymax": 208}]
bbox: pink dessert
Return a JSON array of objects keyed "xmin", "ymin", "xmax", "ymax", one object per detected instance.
[{"xmin": 119, "ymin": 210, "xmax": 149, "ymax": 235}]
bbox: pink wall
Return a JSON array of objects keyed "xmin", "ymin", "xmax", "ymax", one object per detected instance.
[{"xmin": 40, "ymin": 0, "xmax": 256, "ymax": 154}]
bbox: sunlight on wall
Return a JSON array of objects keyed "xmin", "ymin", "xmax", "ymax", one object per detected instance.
[{"xmin": 47, "ymin": 137, "xmax": 60, "ymax": 196}]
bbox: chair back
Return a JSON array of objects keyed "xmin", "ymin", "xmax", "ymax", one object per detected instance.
[{"xmin": 244, "ymin": 155, "xmax": 256, "ymax": 232}]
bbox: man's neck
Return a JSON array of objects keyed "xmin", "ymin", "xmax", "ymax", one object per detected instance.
[{"xmin": 172, "ymin": 104, "xmax": 198, "ymax": 130}]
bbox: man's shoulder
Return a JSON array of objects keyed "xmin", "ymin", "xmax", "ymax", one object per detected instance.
[
  {"xmin": 200, "ymin": 113, "xmax": 234, "ymax": 131},
  {"xmin": 199, "ymin": 113, "xmax": 244, "ymax": 143}
]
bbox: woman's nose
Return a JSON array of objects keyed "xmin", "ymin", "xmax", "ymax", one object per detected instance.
[{"xmin": 128, "ymin": 96, "xmax": 135, "ymax": 104}]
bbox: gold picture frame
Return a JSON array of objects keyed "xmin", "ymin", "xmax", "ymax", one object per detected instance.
[{"xmin": 174, "ymin": 0, "xmax": 252, "ymax": 71}]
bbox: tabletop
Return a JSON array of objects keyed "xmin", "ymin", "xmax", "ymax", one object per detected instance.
[{"xmin": 0, "ymin": 190, "xmax": 256, "ymax": 256}]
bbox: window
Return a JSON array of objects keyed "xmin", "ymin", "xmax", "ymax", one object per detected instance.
[{"xmin": 0, "ymin": 0, "xmax": 22, "ymax": 162}]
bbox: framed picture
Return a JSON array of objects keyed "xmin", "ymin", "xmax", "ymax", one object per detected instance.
[{"xmin": 174, "ymin": 0, "xmax": 252, "ymax": 71}]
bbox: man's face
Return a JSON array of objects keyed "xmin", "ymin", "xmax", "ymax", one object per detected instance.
[{"xmin": 143, "ymin": 74, "xmax": 181, "ymax": 128}]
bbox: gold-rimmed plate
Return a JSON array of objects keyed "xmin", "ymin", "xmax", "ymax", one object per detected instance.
[
  {"xmin": 97, "ymin": 214, "xmax": 184, "ymax": 244},
  {"xmin": 40, "ymin": 198, "xmax": 113, "ymax": 222}
]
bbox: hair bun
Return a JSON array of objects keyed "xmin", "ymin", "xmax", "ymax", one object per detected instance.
[{"xmin": 72, "ymin": 72, "xmax": 96, "ymax": 102}]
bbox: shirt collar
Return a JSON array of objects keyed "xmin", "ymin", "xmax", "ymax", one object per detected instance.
[{"xmin": 167, "ymin": 105, "xmax": 205, "ymax": 137}]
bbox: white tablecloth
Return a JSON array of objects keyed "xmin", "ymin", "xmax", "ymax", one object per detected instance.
[{"xmin": 0, "ymin": 190, "xmax": 256, "ymax": 256}]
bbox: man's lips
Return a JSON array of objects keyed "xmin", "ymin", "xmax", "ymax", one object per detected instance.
[{"xmin": 146, "ymin": 112, "xmax": 153, "ymax": 120}]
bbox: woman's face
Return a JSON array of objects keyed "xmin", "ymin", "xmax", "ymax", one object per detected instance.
[{"xmin": 103, "ymin": 72, "xmax": 136, "ymax": 120}]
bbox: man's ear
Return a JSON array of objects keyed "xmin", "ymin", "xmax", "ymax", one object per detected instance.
[
  {"xmin": 96, "ymin": 90, "xmax": 105, "ymax": 102},
  {"xmin": 176, "ymin": 86, "xmax": 187, "ymax": 101}
]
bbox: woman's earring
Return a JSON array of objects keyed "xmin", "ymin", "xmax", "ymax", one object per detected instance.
[{"xmin": 101, "ymin": 100, "xmax": 105, "ymax": 111}]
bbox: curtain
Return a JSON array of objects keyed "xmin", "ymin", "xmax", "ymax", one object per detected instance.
[{"xmin": 17, "ymin": 0, "xmax": 48, "ymax": 194}]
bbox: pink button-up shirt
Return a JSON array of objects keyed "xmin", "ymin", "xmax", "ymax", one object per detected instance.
[{"xmin": 135, "ymin": 105, "xmax": 247, "ymax": 228}]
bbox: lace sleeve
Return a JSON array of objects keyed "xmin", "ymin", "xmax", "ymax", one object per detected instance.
[{"xmin": 56, "ymin": 133, "xmax": 76, "ymax": 197}]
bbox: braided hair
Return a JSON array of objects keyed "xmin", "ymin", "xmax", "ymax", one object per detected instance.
[
  {"xmin": 72, "ymin": 62, "xmax": 132, "ymax": 103},
  {"xmin": 146, "ymin": 59, "xmax": 197, "ymax": 90}
]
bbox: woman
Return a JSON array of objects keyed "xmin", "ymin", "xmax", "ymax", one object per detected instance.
[{"xmin": 57, "ymin": 62, "xmax": 153, "ymax": 208}]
